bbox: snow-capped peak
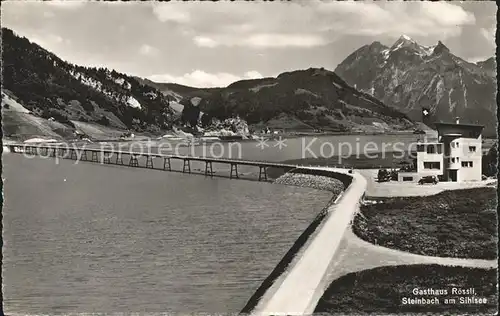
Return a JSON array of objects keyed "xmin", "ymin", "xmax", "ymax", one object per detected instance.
[
  {"xmin": 401, "ymin": 34, "xmax": 413, "ymax": 41},
  {"xmin": 386, "ymin": 35, "xmax": 438, "ymax": 58},
  {"xmin": 391, "ymin": 35, "xmax": 418, "ymax": 51}
]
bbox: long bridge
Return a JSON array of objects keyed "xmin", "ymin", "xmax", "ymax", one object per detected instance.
[
  {"xmin": 5, "ymin": 142, "xmax": 361, "ymax": 315},
  {"xmin": 6, "ymin": 143, "xmax": 299, "ymax": 181}
]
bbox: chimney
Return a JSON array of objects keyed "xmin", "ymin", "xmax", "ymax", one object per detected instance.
[{"xmin": 455, "ymin": 117, "xmax": 460, "ymax": 124}]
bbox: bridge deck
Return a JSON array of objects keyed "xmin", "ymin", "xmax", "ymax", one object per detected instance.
[{"xmin": 7, "ymin": 144, "xmax": 298, "ymax": 181}]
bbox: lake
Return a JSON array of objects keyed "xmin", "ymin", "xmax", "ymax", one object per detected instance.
[
  {"xmin": 79, "ymin": 134, "xmax": 425, "ymax": 162},
  {"xmin": 2, "ymin": 154, "xmax": 332, "ymax": 314},
  {"xmin": 2, "ymin": 134, "xmax": 423, "ymax": 313}
]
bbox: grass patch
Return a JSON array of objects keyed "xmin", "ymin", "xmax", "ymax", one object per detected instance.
[
  {"xmin": 314, "ymin": 264, "xmax": 498, "ymax": 314},
  {"xmin": 353, "ymin": 187, "xmax": 498, "ymax": 259}
]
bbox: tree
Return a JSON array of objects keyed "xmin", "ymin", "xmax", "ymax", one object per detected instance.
[
  {"xmin": 98, "ymin": 115, "xmax": 110, "ymax": 126},
  {"xmin": 200, "ymin": 113, "xmax": 212, "ymax": 127},
  {"xmin": 482, "ymin": 143, "xmax": 498, "ymax": 177}
]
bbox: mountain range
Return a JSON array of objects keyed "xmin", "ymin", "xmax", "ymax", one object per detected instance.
[
  {"xmin": 335, "ymin": 35, "xmax": 497, "ymax": 135},
  {"xmin": 1, "ymin": 28, "xmax": 417, "ymax": 140},
  {"xmin": 180, "ymin": 68, "xmax": 415, "ymax": 133},
  {"xmin": 2, "ymin": 28, "xmax": 495, "ymax": 141}
]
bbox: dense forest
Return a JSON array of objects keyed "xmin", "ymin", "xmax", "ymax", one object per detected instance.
[{"xmin": 1, "ymin": 27, "xmax": 174, "ymax": 132}]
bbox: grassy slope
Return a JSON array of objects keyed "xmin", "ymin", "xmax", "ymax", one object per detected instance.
[
  {"xmin": 353, "ymin": 187, "xmax": 498, "ymax": 259},
  {"xmin": 315, "ymin": 264, "xmax": 497, "ymax": 314},
  {"xmin": 2, "ymin": 110, "xmax": 73, "ymax": 141}
]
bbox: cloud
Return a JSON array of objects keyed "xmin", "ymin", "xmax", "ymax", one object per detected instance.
[
  {"xmin": 245, "ymin": 34, "xmax": 326, "ymax": 48},
  {"xmin": 149, "ymin": 70, "xmax": 263, "ymax": 88},
  {"xmin": 151, "ymin": 1, "xmax": 476, "ymax": 49},
  {"xmin": 193, "ymin": 36, "xmax": 218, "ymax": 48},
  {"xmin": 480, "ymin": 26, "xmax": 496, "ymax": 44},
  {"xmin": 44, "ymin": 0, "xmax": 86, "ymax": 9},
  {"xmin": 28, "ymin": 33, "xmax": 70, "ymax": 49},
  {"xmin": 152, "ymin": 4, "xmax": 190, "ymax": 23},
  {"xmin": 419, "ymin": 2, "xmax": 475, "ymax": 26},
  {"xmin": 193, "ymin": 33, "xmax": 327, "ymax": 48},
  {"xmin": 139, "ymin": 44, "xmax": 159, "ymax": 56}
]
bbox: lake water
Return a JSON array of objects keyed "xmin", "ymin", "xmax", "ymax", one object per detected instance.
[
  {"xmin": 2, "ymin": 134, "xmax": 423, "ymax": 314},
  {"xmin": 2, "ymin": 154, "xmax": 332, "ymax": 314},
  {"xmin": 79, "ymin": 134, "xmax": 425, "ymax": 162}
]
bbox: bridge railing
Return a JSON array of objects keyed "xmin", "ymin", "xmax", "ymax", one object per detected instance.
[{"xmin": 7, "ymin": 143, "xmax": 354, "ymax": 181}]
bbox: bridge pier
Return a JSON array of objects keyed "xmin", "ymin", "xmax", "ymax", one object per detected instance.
[
  {"xmin": 182, "ymin": 159, "xmax": 191, "ymax": 173},
  {"xmin": 129, "ymin": 155, "xmax": 139, "ymax": 167},
  {"xmin": 205, "ymin": 161, "xmax": 213, "ymax": 177},
  {"xmin": 230, "ymin": 163, "xmax": 239, "ymax": 179},
  {"xmin": 145, "ymin": 155, "xmax": 154, "ymax": 169},
  {"xmin": 258, "ymin": 166, "xmax": 268, "ymax": 181},
  {"xmin": 91, "ymin": 151, "xmax": 99, "ymax": 162},
  {"xmin": 163, "ymin": 157, "xmax": 171, "ymax": 171},
  {"xmin": 116, "ymin": 154, "xmax": 124, "ymax": 165},
  {"xmin": 103, "ymin": 153, "xmax": 112, "ymax": 164}
]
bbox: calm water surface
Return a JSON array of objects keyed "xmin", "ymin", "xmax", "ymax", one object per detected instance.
[
  {"xmin": 2, "ymin": 155, "xmax": 332, "ymax": 314},
  {"xmin": 82, "ymin": 134, "xmax": 425, "ymax": 161}
]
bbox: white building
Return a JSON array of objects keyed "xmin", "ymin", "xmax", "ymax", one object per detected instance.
[{"xmin": 398, "ymin": 118, "xmax": 483, "ymax": 182}]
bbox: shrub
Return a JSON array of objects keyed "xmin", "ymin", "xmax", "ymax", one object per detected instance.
[{"xmin": 97, "ymin": 115, "xmax": 110, "ymax": 126}]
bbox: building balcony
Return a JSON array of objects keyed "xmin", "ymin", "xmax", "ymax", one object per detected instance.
[{"xmin": 446, "ymin": 162, "xmax": 461, "ymax": 170}]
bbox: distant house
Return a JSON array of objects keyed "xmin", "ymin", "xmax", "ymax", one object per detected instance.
[{"xmin": 398, "ymin": 117, "xmax": 483, "ymax": 182}]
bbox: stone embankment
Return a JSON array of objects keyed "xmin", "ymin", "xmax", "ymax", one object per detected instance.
[{"xmin": 274, "ymin": 172, "xmax": 345, "ymax": 194}]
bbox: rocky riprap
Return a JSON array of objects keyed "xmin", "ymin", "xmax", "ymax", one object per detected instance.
[{"xmin": 274, "ymin": 172, "xmax": 345, "ymax": 195}]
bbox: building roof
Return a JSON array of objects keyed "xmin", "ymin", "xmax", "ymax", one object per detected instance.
[
  {"xmin": 434, "ymin": 122, "xmax": 484, "ymax": 129},
  {"xmin": 415, "ymin": 141, "xmax": 442, "ymax": 144}
]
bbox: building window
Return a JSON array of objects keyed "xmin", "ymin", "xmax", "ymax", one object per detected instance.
[
  {"xmin": 424, "ymin": 162, "xmax": 441, "ymax": 169},
  {"xmin": 451, "ymin": 158, "xmax": 455, "ymax": 163},
  {"xmin": 461, "ymin": 161, "xmax": 473, "ymax": 168},
  {"xmin": 451, "ymin": 143, "xmax": 455, "ymax": 148},
  {"xmin": 469, "ymin": 146, "xmax": 476, "ymax": 152},
  {"xmin": 456, "ymin": 142, "xmax": 459, "ymax": 147},
  {"xmin": 427, "ymin": 146, "xmax": 436, "ymax": 154},
  {"xmin": 403, "ymin": 176, "xmax": 413, "ymax": 181}
]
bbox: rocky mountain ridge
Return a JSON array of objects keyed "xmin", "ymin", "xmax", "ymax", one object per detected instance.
[
  {"xmin": 335, "ymin": 35, "xmax": 497, "ymax": 135},
  {"xmin": 2, "ymin": 27, "xmax": 418, "ymax": 141}
]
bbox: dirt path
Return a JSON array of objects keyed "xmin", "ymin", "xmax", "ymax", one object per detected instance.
[{"xmin": 323, "ymin": 227, "xmax": 497, "ymax": 295}]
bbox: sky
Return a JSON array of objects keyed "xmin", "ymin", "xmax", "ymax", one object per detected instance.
[{"xmin": 1, "ymin": 0, "xmax": 497, "ymax": 88}]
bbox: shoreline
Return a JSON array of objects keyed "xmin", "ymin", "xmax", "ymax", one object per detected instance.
[
  {"xmin": 241, "ymin": 168, "xmax": 352, "ymax": 313},
  {"xmin": 5, "ymin": 128, "xmax": 470, "ymax": 146}
]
